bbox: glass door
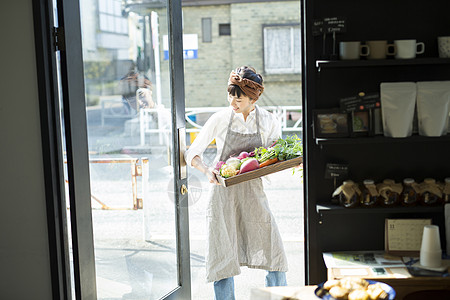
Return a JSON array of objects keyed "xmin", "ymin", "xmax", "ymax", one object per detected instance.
[{"xmin": 55, "ymin": 0, "xmax": 190, "ymax": 298}]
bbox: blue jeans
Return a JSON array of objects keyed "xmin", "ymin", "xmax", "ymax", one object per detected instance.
[{"xmin": 213, "ymin": 271, "xmax": 287, "ymax": 300}]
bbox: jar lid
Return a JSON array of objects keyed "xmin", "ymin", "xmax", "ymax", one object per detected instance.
[
  {"xmin": 343, "ymin": 180, "xmax": 354, "ymax": 185},
  {"xmin": 383, "ymin": 179, "xmax": 395, "ymax": 184},
  {"xmin": 403, "ymin": 178, "xmax": 415, "ymax": 184},
  {"xmin": 424, "ymin": 178, "xmax": 436, "ymax": 184},
  {"xmin": 363, "ymin": 179, "xmax": 375, "ymax": 185}
]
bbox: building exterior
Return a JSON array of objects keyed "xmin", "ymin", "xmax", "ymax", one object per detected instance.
[
  {"xmin": 170, "ymin": 0, "xmax": 302, "ymax": 107},
  {"xmin": 120, "ymin": 0, "xmax": 302, "ymax": 108}
]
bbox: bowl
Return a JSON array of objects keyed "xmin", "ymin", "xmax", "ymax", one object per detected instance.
[{"xmin": 314, "ymin": 280, "xmax": 396, "ymax": 300}]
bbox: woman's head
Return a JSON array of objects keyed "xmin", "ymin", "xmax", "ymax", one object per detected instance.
[{"xmin": 227, "ymin": 66, "xmax": 264, "ymax": 101}]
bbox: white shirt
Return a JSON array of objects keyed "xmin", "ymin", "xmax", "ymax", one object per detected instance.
[{"xmin": 184, "ymin": 105, "xmax": 281, "ymax": 167}]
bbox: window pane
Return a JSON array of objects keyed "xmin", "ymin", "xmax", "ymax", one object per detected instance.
[
  {"xmin": 115, "ymin": 16, "xmax": 122, "ymax": 33},
  {"xmin": 219, "ymin": 23, "xmax": 231, "ymax": 36},
  {"xmin": 113, "ymin": 0, "xmax": 121, "ymax": 16},
  {"xmin": 106, "ymin": 0, "xmax": 114, "ymax": 14},
  {"xmin": 107, "ymin": 15, "xmax": 114, "ymax": 32},
  {"xmin": 202, "ymin": 18, "xmax": 212, "ymax": 42},
  {"xmin": 264, "ymin": 27, "xmax": 292, "ymax": 72},
  {"xmin": 294, "ymin": 26, "xmax": 301, "ymax": 73},
  {"xmin": 99, "ymin": 14, "xmax": 107, "ymax": 32},
  {"xmin": 99, "ymin": 0, "xmax": 107, "ymax": 13},
  {"xmin": 79, "ymin": 3, "xmax": 179, "ymax": 298}
]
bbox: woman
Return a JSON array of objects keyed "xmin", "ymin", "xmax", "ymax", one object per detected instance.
[{"xmin": 184, "ymin": 66, "xmax": 288, "ymax": 299}]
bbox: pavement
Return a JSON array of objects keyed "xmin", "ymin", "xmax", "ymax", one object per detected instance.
[{"xmin": 82, "ymin": 108, "xmax": 305, "ymax": 300}]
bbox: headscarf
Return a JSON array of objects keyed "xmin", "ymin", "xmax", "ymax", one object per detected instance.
[{"xmin": 228, "ymin": 71, "xmax": 264, "ymax": 101}]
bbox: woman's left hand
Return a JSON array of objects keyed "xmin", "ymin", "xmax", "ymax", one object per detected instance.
[{"xmin": 207, "ymin": 168, "xmax": 221, "ymax": 185}]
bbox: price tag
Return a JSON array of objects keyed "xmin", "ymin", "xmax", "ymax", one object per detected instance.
[
  {"xmin": 323, "ymin": 16, "xmax": 347, "ymax": 33},
  {"xmin": 313, "ymin": 19, "xmax": 324, "ymax": 36},
  {"xmin": 325, "ymin": 163, "xmax": 349, "ymax": 179}
]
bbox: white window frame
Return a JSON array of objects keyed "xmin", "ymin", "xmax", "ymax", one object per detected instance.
[
  {"xmin": 98, "ymin": 0, "xmax": 128, "ymax": 34},
  {"xmin": 263, "ymin": 24, "xmax": 301, "ymax": 74}
]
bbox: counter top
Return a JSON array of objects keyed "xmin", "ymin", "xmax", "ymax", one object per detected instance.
[{"xmin": 250, "ymin": 286, "xmax": 320, "ymax": 300}]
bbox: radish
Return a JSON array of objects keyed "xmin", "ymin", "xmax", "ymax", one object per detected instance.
[
  {"xmin": 239, "ymin": 158, "xmax": 259, "ymax": 174},
  {"xmin": 237, "ymin": 151, "xmax": 249, "ymax": 160}
]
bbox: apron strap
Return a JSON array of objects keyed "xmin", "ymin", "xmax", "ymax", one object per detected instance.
[{"xmin": 226, "ymin": 108, "xmax": 235, "ymax": 136}]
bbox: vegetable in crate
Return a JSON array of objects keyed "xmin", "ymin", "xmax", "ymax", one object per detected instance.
[
  {"xmin": 273, "ymin": 134, "xmax": 303, "ymax": 161},
  {"xmin": 220, "ymin": 164, "xmax": 239, "ymax": 178},
  {"xmin": 225, "ymin": 157, "xmax": 242, "ymax": 170},
  {"xmin": 239, "ymin": 158, "xmax": 259, "ymax": 174},
  {"xmin": 237, "ymin": 151, "xmax": 249, "ymax": 160}
]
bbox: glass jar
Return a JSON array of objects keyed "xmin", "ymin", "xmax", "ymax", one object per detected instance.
[
  {"xmin": 420, "ymin": 178, "xmax": 443, "ymax": 206},
  {"xmin": 444, "ymin": 178, "xmax": 450, "ymax": 204},
  {"xmin": 338, "ymin": 180, "xmax": 360, "ymax": 208},
  {"xmin": 377, "ymin": 179, "xmax": 401, "ymax": 207},
  {"xmin": 360, "ymin": 179, "xmax": 379, "ymax": 207},
  {"xmin": 400, "ymin": 178, "xmax": 419, "ymax": 206}
]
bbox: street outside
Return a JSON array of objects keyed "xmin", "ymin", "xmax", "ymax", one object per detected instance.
[{"xmin": 78, "ymin": 107, "xmax": 304, "ymax": 300}]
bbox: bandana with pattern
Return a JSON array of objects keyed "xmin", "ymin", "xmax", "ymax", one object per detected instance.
[{"xmin": 228, "ymin": 71, "xmax": 264, "ymax": 100}]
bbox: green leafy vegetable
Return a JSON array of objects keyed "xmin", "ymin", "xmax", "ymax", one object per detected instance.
[{"xmin": 273, "ymin": 134, "xmax": 303, "ymax": 161}]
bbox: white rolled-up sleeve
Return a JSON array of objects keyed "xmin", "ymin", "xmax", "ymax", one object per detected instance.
[
  {"xmin": 265, "ymin": 113, "xmax": 282, "ymax": 147},
  {"xmin": 184, "ymin": 113, "xmax": 218, "ymax": 167}
]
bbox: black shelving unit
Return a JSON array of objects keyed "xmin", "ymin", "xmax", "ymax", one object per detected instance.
[
  {"xmin": 316, "ymin": 58, "xmax": 450, "ymax": 70},
  {"xmin": 316, "ymin": 135, "xmax": 450, "ymax": 146},
  {"xmin": 317, "ymin": 204, "xmax": 444, "ymax": 215},
  {"xmin": 302, "ymin": 0, "xmax": 450, "ymax": 285}
]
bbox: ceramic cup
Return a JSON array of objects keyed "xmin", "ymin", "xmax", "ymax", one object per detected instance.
[
  {"xmin": 394, "ymin": 39, "xmax": 425, "ymax": 59},
  {"xmin": 438, "ymin": 36, "xmax": 450, "ymax": 58},
  {"xmin": 420, "ymin": 225, "xmax": 442, "ymax": 268},
  {"xmin": 339, "ymin": 41, "xmax": 370, "ymax": 60},
  {"xmin": 366, "ymin": 40, "xmax": 396, "ymax": 59}
]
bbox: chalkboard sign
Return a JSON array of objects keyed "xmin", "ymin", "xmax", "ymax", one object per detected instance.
[
  {"xmin": 323, "ymin": 17, "xmax": 347, "ymax": 34},
  {"xmin": 313, "ymin": 19, "xmax": 324, "ymax": 36},
  {"xmin": 313, "ymin": 17, "xmax": 346, "ymax": 36},
  {"xmin": 325, "ymin": 163, "xmax": 349, "ymax": 179},
  {"xmin": 340, "ymin": 92, "xmax": 380, "ymax": 113}
]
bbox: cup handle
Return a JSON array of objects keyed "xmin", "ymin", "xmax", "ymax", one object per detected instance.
[
  {"xmin": 359, "ymin": 45, "xmax": 370, "ymax": 56},
  {"xmin": 386, "ymin": 44, "xmax": 396, "ymax": 55},
  {"xmin": 416, "ymin": 42, "xmax": 425, "ymax": 54}
]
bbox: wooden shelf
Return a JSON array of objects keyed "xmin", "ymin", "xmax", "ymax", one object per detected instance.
[
  {"xmin": 317, "ymin": 203, "xmax": 444, "ymax": 215},
  {"xmin": 315, "ymin": 134, "xmax": 450, "ymax": 146},
  {"xmin": 316, "ymin": 58, "xmax": 450, "ymax": 71}
]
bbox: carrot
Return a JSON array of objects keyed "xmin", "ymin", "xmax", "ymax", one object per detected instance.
[{"xmin": 259, "ymin": 157, "xmax": 278, "ymax": 168}]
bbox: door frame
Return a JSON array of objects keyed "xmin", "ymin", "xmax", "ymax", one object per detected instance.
[
  {"xmin": 33, "ymin": 0, "xmax": 191, "ymax": 298},
  {"xmin": 32, "ymin": 0, "xmax": 73, "ymax": 298}
]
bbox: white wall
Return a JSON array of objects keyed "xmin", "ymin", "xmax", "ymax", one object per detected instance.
[{"xmin": 0, "ymin": 0, "xmax": 53, "ymax": 298}]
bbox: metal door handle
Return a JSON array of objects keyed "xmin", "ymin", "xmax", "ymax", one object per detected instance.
[{"xmin": 180, "ymin": 184, "xmax": 187, "ymax": 195}]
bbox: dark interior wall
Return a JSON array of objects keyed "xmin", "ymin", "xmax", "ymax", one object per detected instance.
[{"xmin": 0, "ymin": 0, "xmax": 53, "ymax": 298}]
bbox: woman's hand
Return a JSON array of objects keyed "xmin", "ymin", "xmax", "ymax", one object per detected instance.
[
  {"xmin": 191, "ymin": 155, "xmax": 221, "ymax": 185},
  {"xmin": 206, "ymin": 168, "xmax": 221, "ymax": 185}
]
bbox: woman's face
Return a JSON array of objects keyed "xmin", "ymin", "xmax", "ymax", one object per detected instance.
[{"xmin": 228, "ymin": 93, "xmax": 256, "ymax": 115}]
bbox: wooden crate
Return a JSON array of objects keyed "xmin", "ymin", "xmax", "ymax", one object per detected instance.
[{"xmin": 217, "ymin": 156, "xmax": 303, "ymax": 187}]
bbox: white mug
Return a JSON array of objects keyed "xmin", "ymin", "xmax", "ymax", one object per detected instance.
[
  {"xmin": 438, "ymin": 36, "xmax": 450, "ymax": 58},
  {"xmin": 339, "ymin": 41, "xmax": 370, "ymax": 60},
  {"xmin": 394, "ymin": 39, "xmax": 425, "ymax": 59},
  {"xmin": 366, "ymin": 40, "xmax": 396, "ymax": 59}
]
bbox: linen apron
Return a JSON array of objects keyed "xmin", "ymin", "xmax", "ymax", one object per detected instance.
[{"xmin": 206, "ymin": 107, "xmax": 288, "ymax": 283}]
